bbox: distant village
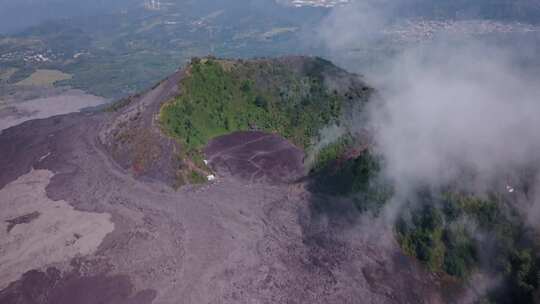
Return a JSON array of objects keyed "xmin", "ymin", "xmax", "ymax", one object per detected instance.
[
  {"xmin": 288, "ymin": 0, "xmax": 350, "ymax": 8},
  {"xmin": 384, "ymin": 19, "xmax": 540, "ymax": 43}
]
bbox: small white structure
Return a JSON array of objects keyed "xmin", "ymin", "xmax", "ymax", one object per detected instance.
[
  {"xmin": 207, "ymin": 174, "xmax": 216, "ymax": 181},
  {"xmin": 203, "ymin": 160, "xmax": 209, "ymax": 165},
  {"xmin": 506, "ymin": 185, "xmax": 515, "ymax": 193}
]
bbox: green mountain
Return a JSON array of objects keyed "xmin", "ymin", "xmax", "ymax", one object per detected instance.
[{"xmin": 104, "ymin": 56, "xmax": 371, "ymax": 187}]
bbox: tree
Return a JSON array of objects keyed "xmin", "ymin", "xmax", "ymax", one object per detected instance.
[{"xmin": 254, "ymin": 95, "xmax": 268, "ymax": 109}]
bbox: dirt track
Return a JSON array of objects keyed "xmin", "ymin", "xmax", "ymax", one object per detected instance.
[{"xmin": 0, "ymin": 67, "xmax": 454, "ymax": 303}]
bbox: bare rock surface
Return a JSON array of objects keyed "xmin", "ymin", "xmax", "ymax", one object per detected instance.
[
  {"xmin": 98, "ymin": 70, "xmax": 184, "ymax": 185},
  {"xmin": 0, "ymin": 267, "xmax": 157, "ymax": 304},
  {"xmin": 0, "ymin": 111, "xmax": 450, "ymax": 304},
  {"xmin": 0, "ymin": 169, "xmax": 114, "ymax": 290},
  {"xmin": 205, "ymin": 131, "xmax": 306, "ymax": 184}
]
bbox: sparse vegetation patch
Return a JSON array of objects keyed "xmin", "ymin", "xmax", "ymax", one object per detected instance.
[{"xmin": 16, "ymin": 69, "xmax": 72, "ymax": 86}]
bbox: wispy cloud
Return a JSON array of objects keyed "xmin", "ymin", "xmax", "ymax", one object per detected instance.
[{"xmin": 317, "ymin": 0, "xmax": 540, "ymax": 222}]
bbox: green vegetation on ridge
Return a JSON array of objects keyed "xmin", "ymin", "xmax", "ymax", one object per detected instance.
[
  {"xmin": 309, "ymin": 135, "xmax": 392, "ymax": 214},
  {"xmin": 396, "ymin": 192, "xmax": 539, "ymax": 303},
  {"xmin": 160, "ymin": 57, "xmax": 346, "ymax": 155}
]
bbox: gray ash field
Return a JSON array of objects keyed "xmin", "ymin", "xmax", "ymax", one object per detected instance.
[{"xmin": 0, "ymin": 57, "xmax": 453, "ymax": 303}]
